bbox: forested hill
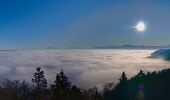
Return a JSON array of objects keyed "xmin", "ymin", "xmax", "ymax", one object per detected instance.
[
  {"xmin": 104, "ymin": 68, "xmax": 170, "ymax": 100},
  {"xmin": 0, "ymin": 67, "xmax": 170, "ymax": 100}
]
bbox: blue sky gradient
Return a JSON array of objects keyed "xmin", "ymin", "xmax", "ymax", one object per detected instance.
[{"xmin": 0, "ymin": 0, "xmax": 170, "ymax": 49}]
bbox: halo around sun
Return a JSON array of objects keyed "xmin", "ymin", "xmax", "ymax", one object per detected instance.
[{"xmin": 134, "ymin": 21, "xmax": 146, "ymax": 32}]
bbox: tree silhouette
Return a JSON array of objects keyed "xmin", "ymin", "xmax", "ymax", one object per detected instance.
[
  {"xmin": 59, "ymin": 70, "xmax": 71, "ymax": 88},
  {"xmin": 71, "ymin": 85, "xmax": 82, "ymax": 100},
  {"xmin": 119, "ymin": 71, "xmax": 128, "ymax": 82},
  {"xmin": 110, "ymin": 71, "xmax": 129, "ymax": 100},
  {"xmin": 2, "ymin": 65, "xmax": 170, "ymax": 100},
  {"xmin": 137, "ymin": 70, "xmax": 145, "ymax": 77},
  {"xmin": 32, "ymin": 67, "xmax": 47, "ymax": 99},
  {"xmin": 51, "ymin": 70, "xmax": 71, "ymax": 100}
]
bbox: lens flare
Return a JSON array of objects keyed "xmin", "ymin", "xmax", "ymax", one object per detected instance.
[{"xmin": 138, "ymin": 84, "xmax": 145, "ymax": 100}]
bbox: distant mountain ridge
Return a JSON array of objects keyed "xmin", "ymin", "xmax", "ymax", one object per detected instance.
[
  {"xmin": 92, "ymin": 45, "xmax": 170, "ymax": 49},
  {"xmin": 44, "ymin": 45, "xmax": 170, "ymax": 50}
]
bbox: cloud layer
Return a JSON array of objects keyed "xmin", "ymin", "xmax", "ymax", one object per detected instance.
[{"xmin": 0, "ymin": 49, "xmax": 169, "ymax": 88}]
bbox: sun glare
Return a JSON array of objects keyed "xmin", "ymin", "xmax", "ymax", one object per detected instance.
[{"xmin": 135, "ymin": 21, "xmax": 146, "ymax": 32}]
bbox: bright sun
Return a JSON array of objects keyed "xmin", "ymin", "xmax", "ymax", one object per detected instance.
[{"xmin": 135, "ymin": 21, "xmax": 146, "ymax": 32}]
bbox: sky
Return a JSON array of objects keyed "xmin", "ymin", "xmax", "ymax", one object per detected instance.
[{"xmin": 1, "ymin": 0, "xmax": 170, "ymax": 49}]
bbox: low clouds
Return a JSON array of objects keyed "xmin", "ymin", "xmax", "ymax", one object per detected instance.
[{"xmin": 0, "ymin": 49, "xmax": 169, "ymax": 88}]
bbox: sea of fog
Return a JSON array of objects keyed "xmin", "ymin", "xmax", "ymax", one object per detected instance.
[{"xmin": 0, "ymin": 49, "xmax": 169, "ymax": 88}]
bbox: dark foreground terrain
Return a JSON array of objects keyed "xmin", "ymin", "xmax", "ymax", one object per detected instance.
[{"xmin": 0, "ymin": 67, "xmax": 170, "ymax": 100}]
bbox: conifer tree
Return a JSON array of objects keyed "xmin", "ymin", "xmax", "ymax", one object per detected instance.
[
  {"xmin": 59, "ymin": 70, "xmax": 71, "ymax": 88},
  {"xmin": 32, "ymin": 67, "xmax": 47, "ymax": 97},
  {"xmin": 51, "ymin": 70, "xmax": 71, "ymax": 100},
  {"xmin": 119, "ymin": 71, "xmax": 128, "ymax": 82}
]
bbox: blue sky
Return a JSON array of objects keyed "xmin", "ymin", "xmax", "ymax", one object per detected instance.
[{"xmin": 0, "ymin": 0, "xmax": 170, "ymax": 49}]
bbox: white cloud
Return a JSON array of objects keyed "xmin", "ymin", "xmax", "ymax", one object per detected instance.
[{"xmin": 0, "ymin": 49, "xmax": 168, "ymax": 88}]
